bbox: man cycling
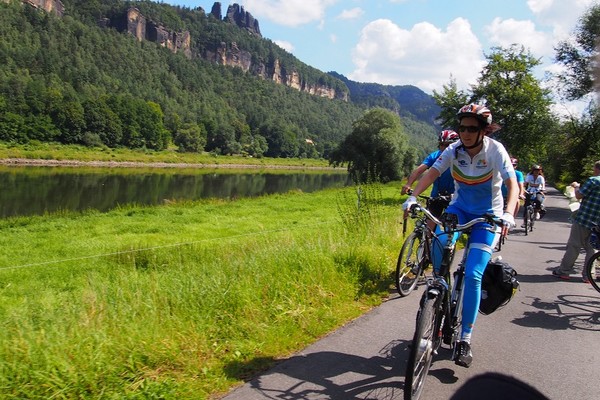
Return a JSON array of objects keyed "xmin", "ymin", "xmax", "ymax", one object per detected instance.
[
  {"xmin": 403, "ymin": 104, "xmax": 517, "ymax": 368},
  {"xmin": 402, "ymin": 129, "xmax": 459, "ymax": 224}
]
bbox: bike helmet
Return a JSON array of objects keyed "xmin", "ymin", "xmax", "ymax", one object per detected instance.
[
  {"xmin": 456, "ymin": 103, "xmax": 492, "ymax": 126},
  {"xmin": 531, "ymin": 164, "xmax": 542, "ymax": 171},
  {"xmin": 439, "ymin": 129, "xmax": 459, "ymax": 144}
]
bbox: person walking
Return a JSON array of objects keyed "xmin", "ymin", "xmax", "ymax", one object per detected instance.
[
  {"xmin": 403, "ymin": 103, "xmax": 517, "ymax": 368},
  {"xmin": 552, "ymin": 160, "xmax": 600, "ymax": 282}
]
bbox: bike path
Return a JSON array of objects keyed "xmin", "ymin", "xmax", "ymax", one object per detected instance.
[{"xmin": 221, "ymin": 187, "xmax": 599, "ymax": 399}]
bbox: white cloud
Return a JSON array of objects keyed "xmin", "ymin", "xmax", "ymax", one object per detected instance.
[
  {"xmin": 485, "ymin": 17, "xmax": 553, "ymax": 57},
  {"xmin": 274, "ymin": 39, "xmax": 294, "ymax": 52},
  {"xmin": 330, "ymin": 33, "xmax": 337, "ymax": 43},
  {"xmin": 527, "ymin": 0, "xmax": 597, "ymax": 39},
  {"xmin": 349, "ymin": 18, "xmax": 484, "ymax": 93},
  {"xmin": 241, "ymin": 0, "xmax": 338, "ymax": 27},
  {"xmin": 336, "ymin": 7, "xmax": 364, "ymax": 20}
]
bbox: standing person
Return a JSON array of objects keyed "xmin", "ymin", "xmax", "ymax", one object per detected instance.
[
  {"xmin": 403, "ymin": 104, "xmax": 518, "ymax": 368},
  {"xmin": 502, "ymin": 157, "xmax": 525, "ymax": 216},
  {"xmin": 524, "ymin": 164, "xmax": 546, "ymax": 222},
  {"xmin": 402, "ymin": 129, "xmax": 459, "ymax": 221},
  {"xmin": 552, "ymin": 161, "xmax": 600, "ymax": 282}
]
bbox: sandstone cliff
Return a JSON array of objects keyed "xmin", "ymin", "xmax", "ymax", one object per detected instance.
[
  {"xmin": 2, "ymin": 0, "xmax": 64, "ymax": 16},
  {"xmin": 7, "ymin": 0, "xmax": 346, "ymax": 101},
  {"xmin": 122, "ymin": 7, "xmax": 192, "ymax": 59}
]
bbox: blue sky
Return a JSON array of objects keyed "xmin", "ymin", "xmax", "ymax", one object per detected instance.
[{"xmin": 164, "ymin": 0, "xmax": 598, "ymax": 114}]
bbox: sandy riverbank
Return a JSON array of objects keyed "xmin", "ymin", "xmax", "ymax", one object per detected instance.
[{"xmin": 0, "ymin": 158, "xmax": 340, "ymax": 170}]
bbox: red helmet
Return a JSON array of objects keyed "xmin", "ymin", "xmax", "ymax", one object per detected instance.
[
  {"xmin": 439, "ymin": 129, "xmax": 459, "ymax": 144},
  {"xmin": 456, "ymin": 103, "xmax": 492, "ymax": 126}
]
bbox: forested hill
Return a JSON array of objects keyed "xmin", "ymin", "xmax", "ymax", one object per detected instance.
[{"xmin": 0, "ymin": 0, "xmax": 438, "ymax": 159}]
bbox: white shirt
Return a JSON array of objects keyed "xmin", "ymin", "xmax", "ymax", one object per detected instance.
[{"xmin": 525, "ymin": 174, "xmax": 545, "ymax": 194}]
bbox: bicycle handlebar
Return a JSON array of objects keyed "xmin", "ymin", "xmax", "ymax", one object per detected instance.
[{"xmin": 409, "ymin": 203, "xmax": 503, "ymax": 233}]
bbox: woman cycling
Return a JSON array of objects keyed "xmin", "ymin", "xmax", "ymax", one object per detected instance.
[{"xmin": 403, "ymin": 103, "xmax": 517, "ymax": 368}]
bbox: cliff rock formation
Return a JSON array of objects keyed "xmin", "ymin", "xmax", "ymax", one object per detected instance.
[
  {"xmin": 6, "ymin": 0, "xmax": 345, "ymax": 100},
  {"xmin": 211, "ymin": 2, "xmax": 261, "ymax": 37},
  {"xmin": 122, "ymin": 7, "xmax": 192, "ymax": 59},
  {"xmin": 2, "ymin": 0, "xmax": 64, "ymax": 16}
]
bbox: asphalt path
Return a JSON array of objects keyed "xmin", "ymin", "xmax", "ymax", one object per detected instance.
[{"xmin": 221, "ymin": 187, "xmax": 600, "ymax": 399}]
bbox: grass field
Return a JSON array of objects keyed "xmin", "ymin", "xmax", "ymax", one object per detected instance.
[{"xmin": 0, "ymin": 181, "xmax": 408, "ymax": 399}]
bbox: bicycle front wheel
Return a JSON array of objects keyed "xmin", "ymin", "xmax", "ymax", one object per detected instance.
[
  {"xmin": 396, "ymin": 232, "xmax": 426, "ymax": 297},
  {"xmin": 584, "ymin": 251, "xmax": 600, "ymax": 293},
  {"xmin": 404, "ymin": 295, "xmax": 438, "ymax": 400}
]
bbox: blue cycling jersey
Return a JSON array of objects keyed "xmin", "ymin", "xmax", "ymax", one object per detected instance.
[{"xmin": 422, "ymin": 150, "xmax": 455, "ymax": 197}]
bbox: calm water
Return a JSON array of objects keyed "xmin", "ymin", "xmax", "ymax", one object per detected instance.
[{"xmin": 0, "ymin": 166, "xmax": 350, "ymax": 218}]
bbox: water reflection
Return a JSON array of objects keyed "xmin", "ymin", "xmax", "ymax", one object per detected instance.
[{"xmin": 0, "ymin": 166, "xmax": 350, "ymax": 218}]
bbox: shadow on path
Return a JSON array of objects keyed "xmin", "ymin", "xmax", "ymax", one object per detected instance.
[
  {"xmin": 513, "ymin": 294, "xmax": 600, "ymax": 332},
  {"xmin": 224, "ymin": 339, "xmax": 411, "ymax": 399}
]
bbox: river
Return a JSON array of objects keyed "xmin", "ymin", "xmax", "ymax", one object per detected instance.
[{"xmin": 0, "ymin": 165, "xmax": 350, "ymax": 218}]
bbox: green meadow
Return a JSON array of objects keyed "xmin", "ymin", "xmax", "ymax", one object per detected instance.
[{"xmin": 0, "ymin": 182, "xmax": 408, "ymax": 399}]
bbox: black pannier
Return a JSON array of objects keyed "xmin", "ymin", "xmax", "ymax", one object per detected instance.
[{"xmin": 480, "ymin": 258, "xmax": 519, "ymax": 315}]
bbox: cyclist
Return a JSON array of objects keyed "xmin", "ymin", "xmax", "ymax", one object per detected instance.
[
  {"xmin": 402, "ymin": 129, "xmax": 459, "ymax": 225},
  {"xmin": 502, "ymin": 157, "xmax": 525, "ymax": 216},
  {"xmin": 403, "ymin": 103, "xmax": 517, "ymax": 368},
  {"xmin": 524, "ymin": 164, "xmax": 546, "ymax": 224}
]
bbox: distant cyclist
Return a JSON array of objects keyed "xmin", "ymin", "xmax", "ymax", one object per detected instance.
[
  {"xmin": 524, "ymin": 164, "xmax": 546, "ymax": 223},
  {"xmin": 502, "ymin": 157, "xmax": 525, "ymax": 217},
  {"xmin": 402, "ymin": 129, "xmax": 459, "ymax": 223},
  {"xmin": 403, "ymin": 103, "xmax": 517, "ymax": 368}
]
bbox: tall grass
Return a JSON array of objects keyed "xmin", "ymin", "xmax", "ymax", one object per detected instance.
[{"xmin": 0, "ymin": 183, "xmax": 407, "ymax": 399}]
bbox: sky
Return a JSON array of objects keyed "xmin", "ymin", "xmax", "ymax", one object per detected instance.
[{"xmin": 164, "ymin": 0, "xmax": 599, "ymax": 115}]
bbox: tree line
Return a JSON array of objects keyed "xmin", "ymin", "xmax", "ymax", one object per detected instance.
[{"xmin": 0, "ymin": 0, "xmax": 437, "ymax": 162}]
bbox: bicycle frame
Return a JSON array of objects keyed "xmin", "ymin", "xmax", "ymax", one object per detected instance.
[{"xmin": 403, "ymin": 205, "xmax": 502, "ymax": 400}]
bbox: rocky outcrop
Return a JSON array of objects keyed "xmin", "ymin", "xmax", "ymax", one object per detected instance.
[
  {"xmin": 202, "ymin": 44, "xmax": 345, "ymax": 100},
  {"xmin": 210, "ymin": 2, "xmax": 261, "ymax": 37},
  {"xmin": 7, "ymin": 0, "xmax": 344, "ymax": 100},
  {"xmin": 3, "ymin": 0, "xmax": 64, "ymax": 16},
  {"xmin": 224, "ymin": 3, "xmax": 261, "ymax": 37},
  {"xmin": 122, "ymin": 7, "xmax": 192, "ymax": 59}
]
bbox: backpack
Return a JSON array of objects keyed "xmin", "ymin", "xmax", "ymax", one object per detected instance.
[{"xmin": 479, "ymin": 258, "xmax": 519, "ymax": 315}]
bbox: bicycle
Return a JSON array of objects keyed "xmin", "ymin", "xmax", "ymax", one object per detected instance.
[
  {"xmin": 403, "ymin": 205, "xmax": 504, "ymax": 400},
  {"xmin": 584, "ymin": 224, "xmax": 600, "ymax": 293},
  {"xmin": 396, "ymin": 194, "xmax": 451, "ymax": 297}
]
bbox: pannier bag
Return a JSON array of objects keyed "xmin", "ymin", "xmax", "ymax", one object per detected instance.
[{"xmin": 479, "ymin": 257, "xmax": 519, "ymax": 315}]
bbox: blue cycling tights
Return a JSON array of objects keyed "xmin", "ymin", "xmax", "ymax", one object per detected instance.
[{"xmin": 430, "ymin": 205, "xmax": 499, "ymax": 338}]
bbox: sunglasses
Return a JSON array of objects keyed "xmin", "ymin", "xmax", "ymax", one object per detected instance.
[{"xmin": 458, "ymin": 125, "xmax": 480, "ymax": 133}]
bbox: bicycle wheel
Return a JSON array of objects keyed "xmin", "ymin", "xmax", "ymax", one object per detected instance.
[
  {"xmin": 404, "ymin": 295, "xmax": 438, "ymax": 400},
  {"xmin": 529, "ymin": 207, "xmax": 536, "ymax": 231},
  {"xmin": 396, "ymin": 232, "xmax": 426, "ymax": 297},
  {"xmin": 584, "ymin": 251, "xmax": 600, "ymax": 293}
]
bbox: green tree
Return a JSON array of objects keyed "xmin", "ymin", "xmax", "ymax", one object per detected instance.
[
  {"xmin": 173, "ymin": 122, "xmax": 207, "ymax": 153},
  {"xmin": 435, "ymin": 46, "xmax": 556, "ymax": 169},
  {"xmin": 552, "ymin": 4, "xmax": 600, "ymax": 181},
  {"xmin": 432, "ymin": 76, "xmax": 469, "ymax": 128},
  {"xmin": 554, "ymin": 5, "xmax": 600, "ymax": 100},
  {"xmin": 471, "ymin": 46, "xmax": 556, "ymax": 163},
  {"xmin": 329, "ymin": 108, "xmax": 410, "ymax": 183}
]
